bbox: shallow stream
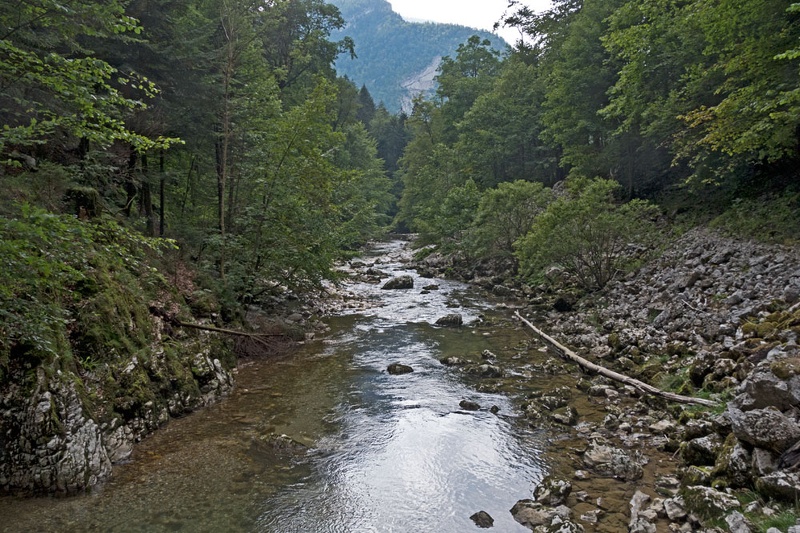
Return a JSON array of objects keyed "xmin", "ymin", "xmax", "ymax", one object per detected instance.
[{"xmin": 0, "ymin": 240, "xmax": 576, "ymax": 532}]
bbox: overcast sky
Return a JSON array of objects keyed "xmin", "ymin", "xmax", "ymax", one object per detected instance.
[{"xmin": 386, "ymin": 0, "xmax": 552, "ymax": 44}]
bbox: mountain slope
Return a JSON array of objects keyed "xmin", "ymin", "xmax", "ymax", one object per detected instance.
[{"xmin": 330, "ymin": 0, "xmax": 508, "ymax": 112}]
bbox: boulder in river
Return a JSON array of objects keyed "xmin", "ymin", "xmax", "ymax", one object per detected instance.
[
  {"xmin": 439, "ymin": 356, "xmax": 468, "ymax": 366},
  {"xmin": 387, "ymin": 363, "xmax": 413, "ymax": 375},
  {"xmin": 464, "ymin": 364, "xmax": 503, "ymax": 378},
  {"xmin": 582, "ymin": 439, "xmax": 646, "ymax": 481},
  {"xmin": 469, "ymin": 510, "xmax": 494, "ymax": 528},
  {"xmin": 510, "ymin": 500, "xmax": 573, "ymax": 529},
  {"xmin": 533, "ymin": 476, "xmax": 572, "ymax": 506},
  {"xmin": 381, "ymin": 275, "xmax": 414, "ymax": 290},
  {"xmin": 459, "ymin": 399, "xmax": 481, "ymax": 411},
  {"xmin": 435, "ymin": 313, "xmax": 463, "ymax": 327}
]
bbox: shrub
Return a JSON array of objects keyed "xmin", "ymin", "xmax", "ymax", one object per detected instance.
[
  {"xmin": 425, "ymin": 179, "xmax": 482, "ymax": 247},
  {"xmin": 467, "ymin": 180, "xmax": 553, "ymax": 261},
  {"xmin": 514, "ymin": 177, "xmax": 659, "ymax": 291}
]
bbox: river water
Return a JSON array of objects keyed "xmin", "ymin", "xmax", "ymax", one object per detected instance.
[{"xmin": 0, "ymin": 240, "xmax": 550, "ymax": 532}]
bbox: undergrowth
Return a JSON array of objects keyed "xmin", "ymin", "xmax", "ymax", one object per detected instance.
[
  {"xmin": 0, "ymin": 203, "xmax": 175, "ymax": 383},
  {"xmin": 709, "ymin": 188, "xmax": 800, "ymax": 244}
]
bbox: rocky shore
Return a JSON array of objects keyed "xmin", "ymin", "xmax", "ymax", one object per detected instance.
[
  {"xmin": 0, "ymin": 318, "xmax": 236, "ymax": 495},
  {"xmin": 413, "ymin": 227, "xmax": 800, "ymax": 532}
]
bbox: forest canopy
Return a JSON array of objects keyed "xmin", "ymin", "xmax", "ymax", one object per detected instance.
[
  {"xmin": 393, "ymin": 0, "xmax": 800, "ymax": 281},
  {"xmin": 0, "ymin": 0, "xmax": 397, "ymax": 311},
  {"xmin": 1, "ymin": 0, "xmax": 799, "ymax": 323}
]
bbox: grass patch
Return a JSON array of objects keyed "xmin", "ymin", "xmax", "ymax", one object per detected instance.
[{"xmin": 709, "ymin": 188, "xmax": 800, "ymax": 244}]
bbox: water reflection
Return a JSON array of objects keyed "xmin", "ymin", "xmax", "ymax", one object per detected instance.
[
  {"xmin": 256, "ymin": 317, "xmax": 543, "ymax": 532},
  {"xmin": 0, "ymin": 241, "xmax": 545, "ymax": 532}
]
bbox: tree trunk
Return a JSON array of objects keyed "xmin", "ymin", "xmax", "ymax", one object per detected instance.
[
  {"xmin": 214, "ymin": 3, "xmax": 240, "ymax": 280},
  {"xmin": 159, "ymin": 150, "xmax": 166, "ymax": 237},
  {"xmin": 514, "ymin": 311, "xmax": 718, "ymax": 408},
  {"xmin": 180, "ymin": 156, "xmax": 195, "ymax": 220},
  {"xmin": 141, "ymin": 153, "xmax": 156, "ymax": 237},
  {"xmin": 125, "ymin": 149, "xmax": 137, "ymax": 218}
]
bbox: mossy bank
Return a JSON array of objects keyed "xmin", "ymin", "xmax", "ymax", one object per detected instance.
[{"xmin": 0, "ymin": 210, "xmax": 237, "ymax": 494}]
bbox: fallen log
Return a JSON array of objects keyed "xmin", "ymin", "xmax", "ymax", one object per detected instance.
[
  {"xmin": 514, "ymin": 311, "xmax": 718, "ymax": 408},
  {"xmin": 175, "ymin": 320, "xmax": 295, "ymax": 358},
  {"xmin": 175, "ymin": 321, "xmax": 287, "ymax": 338}
]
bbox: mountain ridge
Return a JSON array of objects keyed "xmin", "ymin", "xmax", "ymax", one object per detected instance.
[{"xmin": 329, "ymin": 0, "xmax": 508, "ymax": 113}]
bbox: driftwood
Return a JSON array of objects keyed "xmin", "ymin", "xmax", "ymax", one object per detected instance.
[
  {"xmin": 176, "ymin": 321, "xmax": 286, "ymax": 337},
  {"xmin": 514, "ymin": 311, "xmax": 718, "ymax": 408},
  {"xmin": 175, "ymin": 321, "xmax": 295, "ymax": 358}
]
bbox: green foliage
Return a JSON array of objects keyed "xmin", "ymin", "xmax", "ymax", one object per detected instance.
[
  {"xmin": 436, "ymin": 36, "xmax": 503, "ymax": 142},
  {"xmin": 368, "ymin": 105, "xmax": 410, "ymax": 178},
  {"xmin": 332, "ymin": 122, "xmax": 394, "ymax": 249},
  {"xmin": 709, "ymin": 188, "xmax": 800, "ymax": 244},
  {"xmin": 427, "ymin": 179, "xmax": 481, "ymax": 247},
  {"xmin": 457, "ymin": 57, "xmax": 556, "ymax": 188},
  {"xmin": 0, "ymin": 1, "xmax": 179, "ymax": 154},
  {"xmin": 678, "ymin": 0, "xmax": 800, "ymax": 169},
  {"xmin": 467, "ymin": 180, "xmax": 553, "ymax": 260},
  {"xmin": 0, "ymin": 205, "xmax": 173, "ymax": 378},
  {"xmin": 515, "ymin": 177, "xmax": 660, "ymax": 290},
  {"xmin": 396, "ymin": 137, "xmax": 462, "ymax": 235},
  {"xmin": 540, "ymin": 0, "xmax": 623, "ymax": 181}
]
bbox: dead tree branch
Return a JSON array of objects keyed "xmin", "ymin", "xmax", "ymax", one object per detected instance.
[{"xmin": 514, "ymin": 311, "xmax": 718, "ymax": 408}]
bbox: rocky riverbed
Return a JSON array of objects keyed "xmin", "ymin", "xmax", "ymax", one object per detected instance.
[
  {"xmin": 10, "ymin": 226, "xmax": 797, "ymax": 531},
  {"xmin": 402, "ymin": 227, "xmax": 800, "ymax": 532}
]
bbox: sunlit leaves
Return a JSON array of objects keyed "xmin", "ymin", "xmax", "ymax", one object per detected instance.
[{"xmin": 0, "ymin": 1, "xmax": 178, "ymax": 153}]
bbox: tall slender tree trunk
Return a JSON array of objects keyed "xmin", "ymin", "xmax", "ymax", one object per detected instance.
[
  {"xmin": 180, "ymin": 156, "xmax": 195, "ymax": 220},
  {"xmin": 159, "ymin": 150, "xmax": 166, "ymax": 237},
  {"xmin": 141, "ymin": 153, "xmax": 156, "ymax": 237},
  {"xmin": 215, "ymin": 0, "xmax": 240, "ymax": 280},
  {"xmin": 125, "ymin": 149, "xmax": 137, "ymax": 217}
]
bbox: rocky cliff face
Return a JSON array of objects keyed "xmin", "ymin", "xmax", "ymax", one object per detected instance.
[
  {"xmin": 0, "ymin": 318, "xmax": 235, "ymax": 495},
  {"xmin": 399, "ymin": 56, "xmax": 441, "ymax": 113}
]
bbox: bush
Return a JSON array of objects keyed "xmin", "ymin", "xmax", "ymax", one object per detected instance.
[
  {"xmin": 0, "ymin": 205, "xmax": 173, "ymax": 379},
  {"xmin": 467, "ymin": 180, "xmax": 553, "ymax": 261},
  {"xmin": 424, "ymin": 179, "xmax": 481, "ymax": 247},
  {"xmin": 514, "ymin": 177, "xmax": 659, "ymax": 291}
]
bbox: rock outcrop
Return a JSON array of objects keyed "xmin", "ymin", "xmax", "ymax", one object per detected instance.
[{"xmin": 0, "ymin": 323, "xmax": 235, "ymax": 495}]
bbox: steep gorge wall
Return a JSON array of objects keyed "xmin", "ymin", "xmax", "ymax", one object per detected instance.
[{"xmin": 0, "ymin": 319, "xmax": 235, "ymax": 494}]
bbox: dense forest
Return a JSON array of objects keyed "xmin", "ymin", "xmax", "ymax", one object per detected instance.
[
  {"xmin": 2, "ymin": 0, "xmax": 799, "ymax": 374},
  {"xmin": 1, "ymin": 0, "xmax": 798, "ymax": 379},
  {"xmin": 329, "ymin": 0, "xmax": 507, "ymax": 112},
  {"xmin": 0, "ymin": 0, "xmax": 403, "ymax": 371},
  {"xmin": 394, "ymin": 0, "xmax": 800, "ymax": 286}
]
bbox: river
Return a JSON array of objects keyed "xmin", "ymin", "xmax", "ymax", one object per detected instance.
[{"xmin": 0, "ymin": 240, "xmax": 552, "ymax": 532}]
